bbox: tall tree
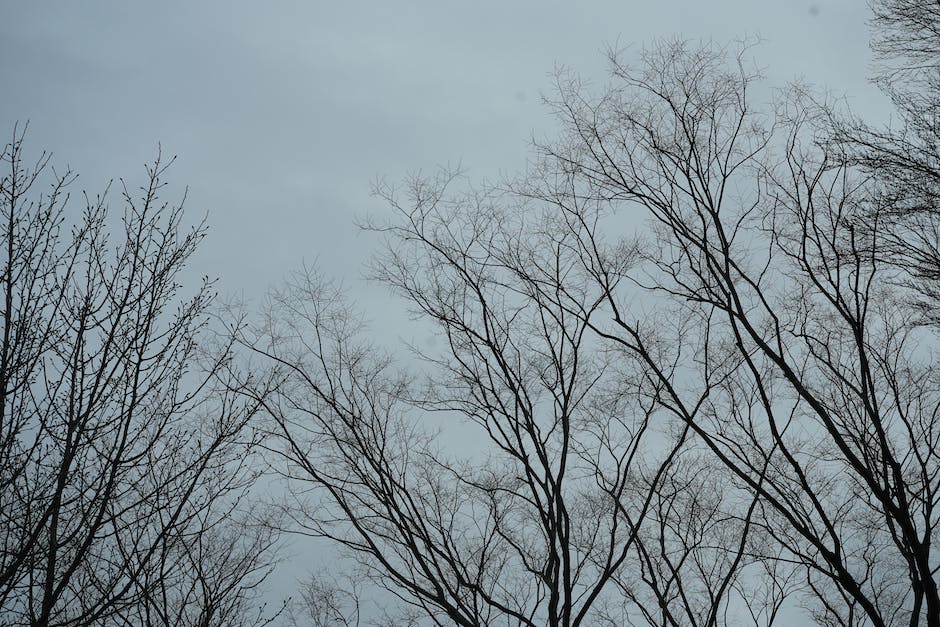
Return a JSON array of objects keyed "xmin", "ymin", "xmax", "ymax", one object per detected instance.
[
  {"xmin": 0, "ymin": 128, "xmax": 279, "ymax": 626},
  {"xmin": 247, "ymin": 175, "xmax": 775, "ymax": 625},
  {"xmin": 534, "ymin": 32, "xmax": 939, "ymax": 627},
  {"xmin": 254, "ymin": 1, "xmax": 940, "ymax": 625}
]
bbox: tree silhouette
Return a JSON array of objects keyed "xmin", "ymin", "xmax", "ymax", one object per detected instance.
[
  {"xmin": 251, "ymin": 1, "xmax": 940, "ymax": 625},
  {"xmin": 0, "ymin": 128, "xmax": 279, "ymax": 626}
]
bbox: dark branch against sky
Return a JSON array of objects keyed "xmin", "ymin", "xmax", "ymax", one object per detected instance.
[{"xmin": 0, "ymin": 4, "xmax": 885, "ymax": 616}]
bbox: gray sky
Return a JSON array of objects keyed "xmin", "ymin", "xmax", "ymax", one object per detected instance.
[
  {"xmin": 0, "ymin": 0, "xmax": 884, "ymax": 614},
  {"xmin": 2, "ymin": 1, "xmax": 877, "ymax": 305}
]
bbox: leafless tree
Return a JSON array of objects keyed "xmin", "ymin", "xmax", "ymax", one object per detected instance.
[
  {"xmin": 825, "ymin": 0, "xmax": 940, "ymax": 321},
  {"xmin": 249, "ymin": 2, "xmax": 940, "ymax": 626},
  {"xmin": 532, "ymin": 29, "xmax": 940, "ymax": 627},
  {"xmin": 870, "ymin": 0, "xmax": 940, "ymax": 74},
  {"xmin": 287, "ymin": 572, "xmax": 363, "ymax": 627},
  {"xmin": 246, "ymin": 170, "xmax": 781, "ymax": 625},
  {"xmin": 0, "ymin": 128, "xmax": 280, "ymax": 626}
]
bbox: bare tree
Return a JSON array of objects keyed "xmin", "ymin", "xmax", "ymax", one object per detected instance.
[
  {"xmin": 287, "ymin": 572, "xmax": 363, "ymax": 627},
  {"xmin": 532, "ymin": 31, "xmax": 940, "ymax": 626},
  {"xmin": 247, "ymin": 2, "xmax": 940, "ymax": 625},
  {"xmin": 825, "ymin": 0, "xmax": 940, "ymax": 321},
  {"xmin": 0, "ymin": 128, "xmax": 280, "ymax": 626},
  {"xmin": 246, "ymin": 168, "xmax": 780, "ymax": 625}
]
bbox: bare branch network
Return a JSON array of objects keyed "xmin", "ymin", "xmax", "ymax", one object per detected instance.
[
  {"xmin": 0, "ymin": 128, "xmax": 281, "ymax": 626},
  {"xmin": 3, "ymin": 0, "xmax": 940, "ymax": 625}
]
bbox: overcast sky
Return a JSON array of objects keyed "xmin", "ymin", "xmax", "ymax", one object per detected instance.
[
  {"xmin": 0, "ymin": 0, "xmax": 888, "ymax": 613},
  {"xmin": 2, "ymin": 1, "xmax": 879, "ymax": 307}
]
